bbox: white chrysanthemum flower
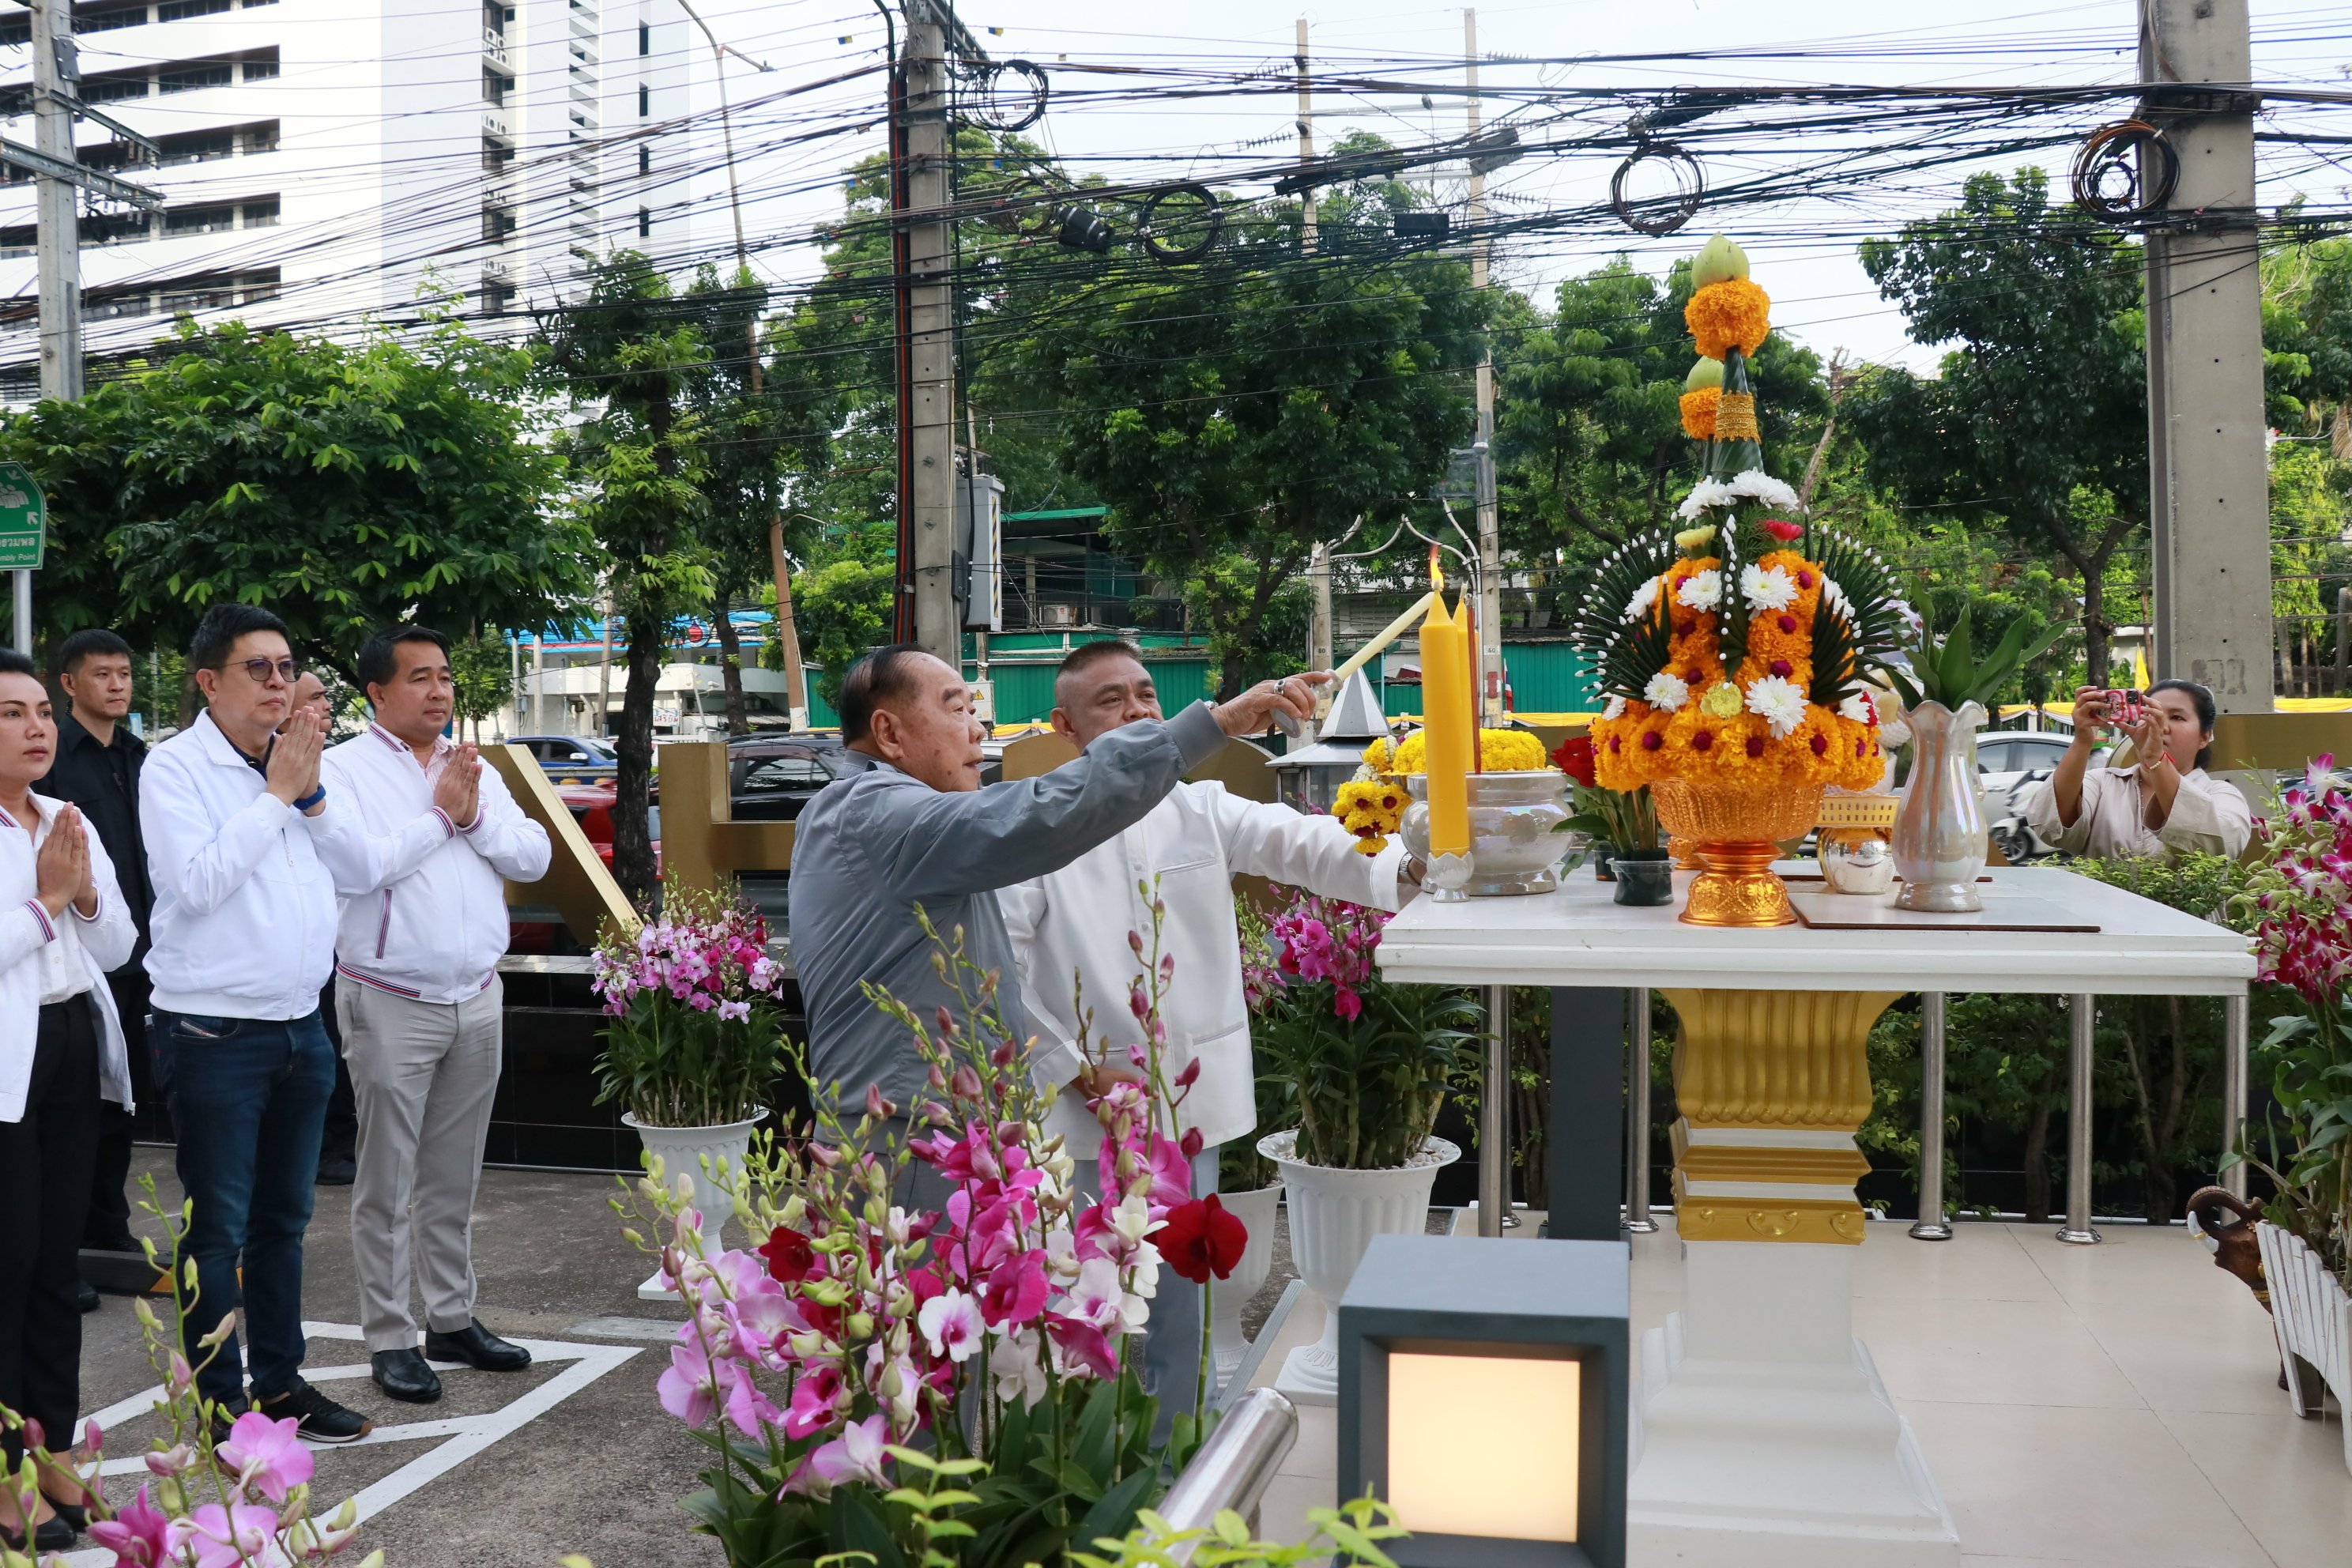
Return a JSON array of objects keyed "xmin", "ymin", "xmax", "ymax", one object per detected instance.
[
  {"xmin": 1675, "ymin": 570, "xmax": 1722, "ymax": 611},
  {"xmin": 1643, "ymin": 673, "xmax": 1690, "ymax": 713},
  {"xmin": 1675, "ymin": 479, "xmax": 1736, "ymax": 520},
  {"xmin": 1728, "ymin": 469, "xmax": 1802, "ymax": 512},
  {"xmin": 1602, "ymin": 695, "xmax": 1627, "ymax": 721},
  {"xmin": 1620, "ymin": 576, "xmax": 1660, "ymax": 623},
  {"xmin": 1740, "ymin": 564, "xmax": 1796, "ymax": 612},
  {"xmin": 1352, "ymin": 763, "xmax": 1380, "ymax": 783},
  {"xmin": 1744, "ymin": 675, "xmax": 1808, "ymax": 738},
  {"xmin": 1838, "ymin": 692, "xmax": 1878, "ymax": 726}
]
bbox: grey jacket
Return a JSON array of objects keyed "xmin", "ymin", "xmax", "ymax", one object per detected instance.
[{"xmin": 790, "ymin": 701, "xmax": 1227, "ymax": 1114}]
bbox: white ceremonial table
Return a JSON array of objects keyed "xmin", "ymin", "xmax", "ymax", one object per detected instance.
[{"xmin": 1378, "ymin": 865, "xmax": 2255, "ymax": 1568}]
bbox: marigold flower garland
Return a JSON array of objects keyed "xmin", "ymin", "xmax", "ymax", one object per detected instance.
[{"xmin": 1338, "ymin": 727, "xmax": 1552, "ymax": 854}]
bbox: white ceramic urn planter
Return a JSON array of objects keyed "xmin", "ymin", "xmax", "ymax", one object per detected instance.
[
  {"xmin": 626, "ymin": 1109, "xmax": 767, "ymax": 1300},
  {"xmin": 2255, "ymin": 1219, "xmax": 2352, "ymax": 1476},
  {"xmin": 1257, "ymin": 1129, "xmax": 1460, "ymax": 1407},
  {"xmin": 1209, "ymin": 1182, "xmax": 1283, "ymax": 1391}
]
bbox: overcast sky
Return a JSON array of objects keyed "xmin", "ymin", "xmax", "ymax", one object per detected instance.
[{"xmin": 677, "ymin": 0, "xmax": 2349, "ymax": 371}]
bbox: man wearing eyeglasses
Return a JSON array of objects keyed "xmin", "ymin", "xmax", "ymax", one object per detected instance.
[{"xmin": 139, "ymin": 605, "xmax": 375, "ymax": 1444}]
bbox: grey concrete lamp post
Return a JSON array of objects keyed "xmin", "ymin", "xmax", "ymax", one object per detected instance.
[{"xmin": 1338, "ymin": 1234, "xmax": 1629, "ymax": 1568}]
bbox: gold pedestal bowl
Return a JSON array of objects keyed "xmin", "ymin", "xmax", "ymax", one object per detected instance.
[{"xmin": 1649, "ymin": 778, "xmax": 1826, "ymax": 927}]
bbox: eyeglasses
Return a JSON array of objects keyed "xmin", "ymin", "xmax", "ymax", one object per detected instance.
[{"xmin": 219, "ymin": 658, "xmax": 300, "ymax": 686}]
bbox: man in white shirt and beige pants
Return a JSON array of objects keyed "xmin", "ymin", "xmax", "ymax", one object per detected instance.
[
  {"xmin": 1000, "ymin": 641, "xmax": 1419, "ymax": 1423},
  {"xmin": 322, "ymin": 626, "xmax": 550, "ymax": 1404}
]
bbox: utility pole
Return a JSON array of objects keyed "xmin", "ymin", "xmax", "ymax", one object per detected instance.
[
  {"xmin": 1294, "ymin": 19, "xmax": 1315, "ymax": 251},
  {"xmin": 2139, "ymin": 0, "xmax": 2271, "ymax": 711},
  {"xmin": 1465, "ymin": 8, "xmax": 1502, "ymax": 723},
  {"xmin": 1307, "ymin": 541, "xmax": 1332, "ymax": 676},
  {"xmin": 898, "ymin": 0, "xmax": 965, "ymax": 665},
  {"xmin": 25, "ymin": 0, "xmax": 76, "ymax": 653}
]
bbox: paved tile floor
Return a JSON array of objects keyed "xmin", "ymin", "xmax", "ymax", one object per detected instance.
[{"xmin": 1244, "ymin": 1216, "xmax": 2352, "ymax": 1567}]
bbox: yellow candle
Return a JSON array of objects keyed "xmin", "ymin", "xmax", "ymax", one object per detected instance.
[{"xmin": 1419, "ymin": 570, "xmax": 1472, "ymax": 858}]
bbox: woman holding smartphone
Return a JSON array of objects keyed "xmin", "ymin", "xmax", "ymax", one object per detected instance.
[{"xmin": 2026, "ymin": 678, "xmax": 2251, "ymax": 859}]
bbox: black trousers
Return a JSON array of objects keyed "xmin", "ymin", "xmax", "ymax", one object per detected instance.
[
  {"xmin": 0, "ymin": 993, "xmax": 100, "ymax": 1463},
  {"xmin": 85, "ymin": 969, "xmax": 151, "ymax": 1250}
]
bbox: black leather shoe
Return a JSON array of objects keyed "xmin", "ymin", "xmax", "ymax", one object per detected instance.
[
  {"xmin": 424, "ymin": 1319, "xmax": 531, "ymax": 1373},
  {"xmin": 315, "ymin": 1155, "xmax": 356, "ymax": 1185},
  {"xmin": 35, "ymin": 1513, "xmax": 74, "ymax": 1550},
  {"xmin": 77, "ymin": 1278, "xmax": 100, "ymax": 1314},
  {"xmin": 371, "ymin": 1348, "xmax": 442, "ymax": 1404}
]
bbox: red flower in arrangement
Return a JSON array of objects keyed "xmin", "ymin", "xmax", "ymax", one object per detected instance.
[
  {"xmin": 1553, "ymin": 734, "xmax": 1599, "ymax": 787},
  {"xmin": 1640, "ymin": 732, "xmax": 1664, "ymax": 752},
  {"xmin": 1810, "ymin": 733, "xmax": 1830, "ymax": 756},
  {"xmin": 1746, "ymin": 736, "xmax": 1766, "ymax": 758},
  {"xmin": 1776, "ymin": 614, "xmax": 1797, "ymax": 633},
  {"xmin": 1157, "ymin": 1193, "xmax": 1250, "ymax": 1285},
  {"xmin": 1691, "ymin": 730, "xmax": 1714, "ymax": 752},
  {"xmin": 1760, "ymin": 519, "xmax": 1804, "ymax": 542},
  {"xmin": 1769, "ymin": 659, "xmax": 1793, "ymax": 679},
  {"xmin": 759, "ymin": 1225, "xmax": 817, "ymax": 1284}
]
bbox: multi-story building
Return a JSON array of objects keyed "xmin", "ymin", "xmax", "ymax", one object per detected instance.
[{"xmin": 0, "ymin": 0, "xmax": 705, "ymax": 390}]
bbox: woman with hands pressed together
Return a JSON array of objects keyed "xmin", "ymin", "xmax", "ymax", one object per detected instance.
[
  {"xmin": 0, "ymin": 649, "xmax": 138, "ymax": 1554},
  {"xmin": 2026, "ymin": 677, "xmax": 2252, "ymax": 861}
]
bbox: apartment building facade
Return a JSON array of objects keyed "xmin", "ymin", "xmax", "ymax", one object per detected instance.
[{"xmin": 0, "ymin": 0, "xmax": 704, "ymax": 389}]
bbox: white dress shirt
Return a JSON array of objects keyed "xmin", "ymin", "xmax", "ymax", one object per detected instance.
[
  {"xmin": 1000, "ymin": 779, "xmax": 1409, "ymax": 1150},
  {"xmin": 0, "ymin": 792, "xmax": 138, "ymax": 1122},
  {"xmin": 321, "ymin": 722, "xmax": 551, "ymax": 1003},
  {"xmin": 141, "ymin": 710, "xmax": 373, "ymax": 1020},
  {"xmin": 2025, "ymin": 763, "xmax": 2252, "ymax": 861}
]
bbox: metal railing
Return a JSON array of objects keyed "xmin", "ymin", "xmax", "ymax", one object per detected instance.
[{"xmin": 1155, "ymin": 1388, "xmax": 1298, "ymax": 1560}]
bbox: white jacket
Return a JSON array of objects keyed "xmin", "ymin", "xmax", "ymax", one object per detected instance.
[
  {"xmin": 0, "ymin": 793, "xmax": 139, "ymax": 1121},
  {"xmin": 322, "ymin": 723, "xmax": 551, "ymax": 1002},
  {"xmin": 141, "ymin": 710, "xmax": 373, "ymax": 1020},
  {"xmin": 1000, "ymin": 779, "xmax": 1408, "ymax": 1149}
]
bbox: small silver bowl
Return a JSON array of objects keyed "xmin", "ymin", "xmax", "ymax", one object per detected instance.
[{"xmin": 1401, "ymin": 771, "xmax": 1574, "ymax": 895}]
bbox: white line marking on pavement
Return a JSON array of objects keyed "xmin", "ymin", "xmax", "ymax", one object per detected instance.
[
  {"xmin": 563, "ymin": 1314, "xmax": 688, "ymax": 1341},
  {"xmin": 62, "ymin": 1327, "xmax": 640, "ymax": 1566}
]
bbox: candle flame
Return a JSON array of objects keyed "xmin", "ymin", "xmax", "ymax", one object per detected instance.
[{"xmin": 1428, "ymin": 544, "xmax": 1443, "ymax": 593}]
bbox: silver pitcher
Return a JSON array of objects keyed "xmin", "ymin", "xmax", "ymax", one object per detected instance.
[{"xmin": 1892, "ymin": 699, "xmax": 1988, "ymax": 912}]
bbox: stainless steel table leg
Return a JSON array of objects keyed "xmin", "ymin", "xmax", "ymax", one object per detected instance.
[
  {"xmin": 2222, "ymin": 991, "xmax": 2248, "ymax": 1202},
  {"xmin": 1910, "ymin": 992, "xmax": 1953, "ymax": 1240},
  {"xmin": 1626, "ymin": 987, "xmax": 1657, "ymax": 1234},
  {"xmin": 1481, "ymin": 985, "xmax": 1513, "ymax": 1236},
  {"xmin": 2057, "ymin": 993, "xmax": 2102, "ymax": 1245}
]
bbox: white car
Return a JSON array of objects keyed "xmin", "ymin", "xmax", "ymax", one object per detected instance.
[{"xmin": 1975, "ymin": 730, "xmax": 2080, "ymax": 800}]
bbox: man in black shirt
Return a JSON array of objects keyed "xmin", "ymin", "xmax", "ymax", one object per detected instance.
[{"xmin": 40, "ymin": 629, "xmax": 152, "ymax": 1263}]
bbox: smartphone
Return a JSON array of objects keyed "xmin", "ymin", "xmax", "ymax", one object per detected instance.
[{"xmin": 2104, "ymin": 688, "xmax": 2147, "ymax": 726}]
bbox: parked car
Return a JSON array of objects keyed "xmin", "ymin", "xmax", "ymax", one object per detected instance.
[
  {"xmin": 1975, "ymin": 730, "xmax": 2079, "ymax": 801},
  {"xmin": 722, "ymin": 735, "xmax": 854, "ymax": 822},
  {"xmin": 553, "ymin": 780, "xmax": 662, "ymax": 873},
  {"xmin": 512, "ymin": 733, "xmax": 620, "ymax": 782}
]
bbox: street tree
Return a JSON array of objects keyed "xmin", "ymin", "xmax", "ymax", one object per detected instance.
[
  {"xmin": 0, "ymin": 314, "xmax": 590, "ymax": 677},
  {"xmin": 1845, "ymin": 170, "xmax": 2147, "ymax": 684},
  {"xmin": 537, "ymin": 251, "xmax": 714, "ymax": 903}
]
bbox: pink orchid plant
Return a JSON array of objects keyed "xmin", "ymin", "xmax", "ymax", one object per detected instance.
[
  {"xmin": 623, "ymin": 899, "xmax": 1241, "ymax": 1565},
  {"xmin": 591, "ymin": 885, "xmax": 787, "ymax": 1129},
  {"xmin": 2, "ymin": 1175, "xmax": 375, "ymax": 1568}
]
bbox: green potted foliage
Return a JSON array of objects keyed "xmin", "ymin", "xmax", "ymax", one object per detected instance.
[
  {"xmin": 1244, "ymin": 890, "xmax": 1478, "ymax": 1403},
  {"xmin": 1551, "ymin": 733, "xmax": 1668, "ymax": 902}
]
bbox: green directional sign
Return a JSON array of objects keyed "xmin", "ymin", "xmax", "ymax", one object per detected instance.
[{"xmin": 0, "ymin": 462, "xmax": 42, "ymax": 571}]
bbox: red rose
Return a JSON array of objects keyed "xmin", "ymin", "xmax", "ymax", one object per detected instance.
[
  {"xmin": 1746, "ymin": 737, "xmax": 1766, "ymax": 758},
  {"xmin": 1770, "ymin": 659, "xmax": 1792, "ymax": 679},
  {"xmin": 1777, "ymin": 615, "xmax": 1797, "ymax": 633},
  {"xmin": 1691, "ymin": 730, "xmax": 1713, "ymax": 752},
  {"xmin": 1761, "ymin": 519, "xmax": 1803, "ymax": 542},
  {"xmin": 1157, "ymin": 1193, "xmax": 1249, "ymax": 1285},
  {"xmin": 759, "ymin": 1224, "xmax": 816, "ymax": 1284},
  {"xmin": 1553, "ymin": 734, "xmax": 1599, "ymax": 788},
  {"xmin": 1641, "ymin": 731, "xmax": 1664, "ymax": 751}
]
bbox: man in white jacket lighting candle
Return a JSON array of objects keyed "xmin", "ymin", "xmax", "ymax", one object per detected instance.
[{"xmin": 1000, "ymin": 641, "xmax": 1422, "ymax": 1421}]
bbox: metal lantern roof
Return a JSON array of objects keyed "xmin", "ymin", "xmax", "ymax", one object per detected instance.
[{"xmin": 1269, "ymin": 670, "xmax": 1392, "ymax": 771}]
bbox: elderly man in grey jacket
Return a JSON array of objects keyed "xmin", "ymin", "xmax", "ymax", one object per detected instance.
[{"xmin": 790, "ymin": 644, "xmax": 1318, "ymax": 1185}]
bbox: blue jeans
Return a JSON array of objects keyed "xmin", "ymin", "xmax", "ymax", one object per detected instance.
[{"xmin": 149, "ymin": 1007, "xmax": 335, "ymax": 1408}]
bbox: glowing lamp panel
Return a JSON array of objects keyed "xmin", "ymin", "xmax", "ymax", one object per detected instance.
[{"xmin": 1384, "ymin": 1351, "xmax": 1581, "ymax": 1543}]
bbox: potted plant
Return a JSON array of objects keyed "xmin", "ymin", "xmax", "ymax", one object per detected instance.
[
  {"xmin": 623, "ymin": 920, "xmax": 1249, "ymax": 1564},
  {"xmin": 1553, "ymin": 733, "xmax": 1670, "ymax": 904},
  {"xmin": 592, "ymin": 885, "xmax": 786, "ymax": 1265},
  {"xmin": 1883, "ymin": 605, "xmax": 2061, "ymax": 912},
  {"xmin": 2230, "ymin": 756, "xmax": 2352, "ymax": 1472},
  {"xmin": 1247, "ymin": 890, "xmax": 1477, "ymax": 1404}
]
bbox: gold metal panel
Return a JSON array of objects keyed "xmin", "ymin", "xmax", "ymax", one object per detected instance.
[
  {"xmin": 1672, "ymin": 1193, "xmax": 1868, "ymax": 1246},
  {"xmin": 1668, "ymin": 1132, "xmax": 1871, "ymax": 1188},
  {"xmin": 2209, "ymin": 710, "xmax": 2352, "ymax": 773},
  {"xmin": 1661, "ymin": 988, "xmax": 1901, "ymax": 1130},
  {"xmin": 482, "ymin": 743, "xmax": 636, "ymax": 944}
]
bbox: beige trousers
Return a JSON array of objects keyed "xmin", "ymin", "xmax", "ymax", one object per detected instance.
[{"xmin": 337, "ymin": 974, "xmax": 503, "ymax": 1353}]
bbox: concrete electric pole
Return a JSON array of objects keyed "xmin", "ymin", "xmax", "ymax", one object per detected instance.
[
  {"xmin": 1465, "ymin": 8, "xmax": 1502, "ymax": 723},
  {"xmin": 2139, "ymin": 0, "xmax": 2272, "ymax": 711},
  {"xmin": 900, "ymin": 0, "xmax": 963, "ymax": 665},
  {"xmin": 1295, "ymin": 19, "xmax": 1316, "ymax": 251}
]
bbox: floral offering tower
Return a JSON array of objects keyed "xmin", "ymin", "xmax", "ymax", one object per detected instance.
[{"xmin": 1572, "ymin": 234, "xmax": 1911, "ymax": 925}]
